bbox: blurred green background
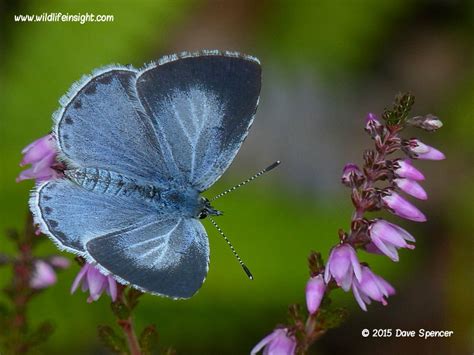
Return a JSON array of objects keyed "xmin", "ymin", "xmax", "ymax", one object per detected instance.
[{"xmin": 0, "ymin": 0, "xmax": 473, "ymax": 354}]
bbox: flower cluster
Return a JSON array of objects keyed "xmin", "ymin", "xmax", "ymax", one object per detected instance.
[{"xmin": 252, "ymin": 94, "xmax": 445, "ymax": 354}]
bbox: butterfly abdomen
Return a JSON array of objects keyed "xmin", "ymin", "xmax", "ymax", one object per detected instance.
[{"xmin": 64, "ymin": 168, "xmax": 161, "ymax": 200}]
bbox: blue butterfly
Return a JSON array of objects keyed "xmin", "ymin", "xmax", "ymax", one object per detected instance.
[{"xmin": 30, "ymin": 50, "xmax": 263, "ymax": 299}]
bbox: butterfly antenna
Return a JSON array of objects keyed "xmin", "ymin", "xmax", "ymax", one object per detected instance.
[
  {"xmin": 210, "ymin": 160, "xmax": 281, "ymax": 202},
  {"xmin": 208, "ymin": 216, "xmax": 253, "ymax": 280}
]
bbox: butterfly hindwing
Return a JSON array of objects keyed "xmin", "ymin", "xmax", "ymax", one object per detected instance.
[
  {"xmin": 86, "ymin": 218, "xmax": 210, "ymax": 299},
  {"xmin": 136, "ymin": 52, "xmax": 261, "ymax": 191},
  {"xmin": 31, "ymin": 179, "xmax": 158, "ymax": 254}
]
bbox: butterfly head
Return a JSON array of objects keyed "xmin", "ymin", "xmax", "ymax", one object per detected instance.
[{"xmin": 197, "ymin": 197, "xmax": 222, "ymax": 219}]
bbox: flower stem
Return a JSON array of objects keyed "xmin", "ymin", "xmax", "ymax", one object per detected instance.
[
  {"xmin": 116, "ymin": 288, "xmax": 142, "ymax": 355},
  {"xmin": 118, "ymin": 317, "xmax": 141, "ymax": 355}
]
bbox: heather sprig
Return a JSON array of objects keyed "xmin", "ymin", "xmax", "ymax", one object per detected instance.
[
  {"xmin": 0, "ymin": 215, "xmax": 69, "ymax": 353},
  {"xmin": 252, "ymin": 93, "xmax": 445, "ymax": 354}
]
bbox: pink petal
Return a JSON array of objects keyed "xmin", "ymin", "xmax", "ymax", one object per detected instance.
[
  {"xmin": 352, "ymin": 282, "xmax": 368, "ymax": 311},
  {"xmin": 86, "ymin": 266, "xmax": 107, "ymax": 301},
  {"xmin": 107, "ymin": 276, "xmax": 118, "ymax": 302},
  {"xmin": 71, "ymin": 264, "xmax": 89, "ymax": 294},
  {"xmin": 251, "ymin": 329, "xmax": 279, "ymax": 355}
]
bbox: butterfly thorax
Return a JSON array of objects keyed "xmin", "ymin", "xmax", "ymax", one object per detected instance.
[{"xmin": 64, "ymin": 167, "xmax": 205, "ymax": 218}]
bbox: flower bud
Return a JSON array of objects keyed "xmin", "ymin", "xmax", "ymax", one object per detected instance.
[
  {"xmin": 382, "ymin": 191, "xmax": 426, "ymax": 222},
  {"xmin": 393, "ymin": 159, "xmax": 425, "ymax": 181},
  {"xmin": 407, "ymin": 114, "xmax": 443, "ymax": 132},
  {"xmin": 402, "ymin": 139, "xmax": 445, "ymax": 160},
  {"xmin": 341, "ymin": 163, "xmax": 364, "ymax": 187},
  {"xmin": 365, "ymin": 113, "xmax": 383, "ymax": 139},
  {"xmin": 393, "ymin": 178, "xmax": 427, "ymax": 200},
  {"xmin": 305, "ymin": 274, "xmax": 326, "ymax": 314}
]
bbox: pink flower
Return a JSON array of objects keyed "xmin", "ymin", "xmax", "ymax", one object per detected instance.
[
  {"xmin": 351, "ymin": 266, "xmax": 395, "ymax": 311},
  {"xmin": 365, "ymin": 220, "xmax": 415, "ymax": 261},
  {"xmin": 30, "ymin": 260, "xmax": 57, "ymax": 289},
  {"xmin": 17, "ymin": 134, "xmax": 60, "ymax": 182},
  {"xmin": 251, "ymin": 328, "xmax": 296, "ymax": 355},
  {"xmin": 403, "ymin": 139, "xmax": 445, "ymax": 160},
  {"xmin": 71, "ymin": 263, "xmax": 118, "ymax": 303},
  {"xmin": 394, "ymin": 159, "xmax": 425, "ymax": 181},
  {"xmin": 324, "ymin": 244, "xmax": 361, "ymax": 291},
  {"xmin": 305, "ymin": 275, "xmax": 326, "ymax": 314},
  {"xmin": 393, "ymin": 178, "xmax": 427, "ymax": 200},
  {"xmin": 382, "ymin": 192, "xmax": 426, "ymax": 222}
]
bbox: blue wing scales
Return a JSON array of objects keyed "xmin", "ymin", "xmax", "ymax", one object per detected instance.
[
  {"xmin": 136, "ymin": 52, "xmax": 261, "ymax": 191},
  {"xmin": 31, "ymin": 179, "xmax": 159, "ymax": 254},
  {"xmin": 86, "ymin": 218, "xmax": 209, "ymax": 298}
]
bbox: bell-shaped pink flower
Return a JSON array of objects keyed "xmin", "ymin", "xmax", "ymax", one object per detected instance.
[
  {"xmin": 403, "ymin": 139, "xmax": 445, "ymax": 160},
  {"xmin": 324, "ymin": 244, "xmax": 361, "ymax": 291},
  {"xmin": 251, "ymin": 328, "xmax": 297, "ymax": 355},
  {"xmin": 393, "ymin": 178, "xmax": 427, "ymax": 200},
  {"xmin": 352, "ymin": 266, "xmax": 395, "ymax": 311},
  {"xmin": 71, "ymin": 263, "xmax": 118, "ymax": 303},
  {"xmin": 394, "ymin": 159, "xmax": 425, "ymax": 181},
  {"xmin": 305, "ymin": 275, "xmax": 326, "ymax": 314},
  {"xmin": 30, "ymin": 260, "xmax": 57, "ymax": 289},
  {"xmin": 366, "ymin": 220, "xmax": 415, "ymax": 261},
  {"xmin": 382, "ymin": 192, "xmax": 426, "ymax": 222},
  {"xmin": 17, "ymin": 134, "xmax": 60, "ymax": 182}
]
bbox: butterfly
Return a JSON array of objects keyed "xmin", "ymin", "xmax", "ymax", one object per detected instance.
[{"xmin": 30, "ymin": 50, "xmax": 262, "ymax": 299}]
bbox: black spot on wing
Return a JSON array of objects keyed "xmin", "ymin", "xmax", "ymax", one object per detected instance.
[
  {"xmin": 84, "ymin": 83, "xmax": 97, "ymax": 95},
  {"xmin": 73, "ymin": 99, "xmax": 82, "ymax": 109},
  {"xmin": 64, "ymin": 116, "xmax": 74, "ymax": 124},
  {"xmin": 98, "ymin": 75, "xmax": 113, "ymax": 84}
]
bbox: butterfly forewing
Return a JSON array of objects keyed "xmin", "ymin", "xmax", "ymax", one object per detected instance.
[{"xmin": 136, "ymin": 54, "xmax": 261, "ymax": 191}]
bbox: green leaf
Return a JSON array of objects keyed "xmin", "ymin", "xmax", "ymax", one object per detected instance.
[
  {"xmin": 111, "ymin": 300, "xmax": 131, "ymax": 320},
  {"xmin": 27, "ymin": 321, "xmax": 55, "ymax": 346},
  {"xmin": 382, "ymin": 92, "xmax": 415, "ymax": 126},
  {"xmin": 139, "ymin": 324, "xmax": 159, "ymax": 355},
  {"xmin": 317, "ymin": 307, "xmax": 349, "ymax": 329},
  {"xmin": 97, "ymin": 325, "xmax": 128, "ymax": 354},
  {"xmin": 126, "ymin": 288, "xmax": 144, "ymax": 310}
]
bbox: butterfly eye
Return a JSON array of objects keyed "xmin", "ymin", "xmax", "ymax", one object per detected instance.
[{"xmin": 198, "ymin": 211, "xmax": 208, "ymax": 219}]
